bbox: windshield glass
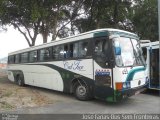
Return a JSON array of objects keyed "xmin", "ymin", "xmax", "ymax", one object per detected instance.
[{"xmin": 113, "ymin": 37, "xmax": 145, "ymax": 67}]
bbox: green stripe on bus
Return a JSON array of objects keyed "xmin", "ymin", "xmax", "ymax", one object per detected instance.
[
  {"xmin": 94, "ymin": 31, "xmax": 108, "ymax": 37},
  {"xmin": 126, "ymin": 67, "xmax": 146, "ymax": 82}
]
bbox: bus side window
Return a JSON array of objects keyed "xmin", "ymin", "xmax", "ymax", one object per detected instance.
[
  {"xmin": 53, "ymin": 46, "xmax": 59, "ymax": 60},
  {"xmin": 95, "ymin": 39, "xmax": 108, "ymax": 57},
  {"xmin": 73, "ymin": 42, "xmax": 79, "ymax": 58},
  {"xmin": 79, "ymin": 41, "xmax": 88, "ymax": 57},
  {"xmin": 58, "ymin": 45, "xmax": 64, "ymax": 59},
  {"xmin": 94, "ymin": 39, "xmax": 109, "ymax": 67},
  {"xmin": 21, "ymin": 52, "xmax": 28, "ymax": 63},
  {"xmin": 64, "ymin": 44, "xmax": 69, "ymax": 58},
  {"xmin": 39, "ymin": 48, "xmax": 51, "ymax": 61},
  {"xmin": 15, "ymin": 54, "xmax": 20, "ymax": 64},
  {"xmin": 29, "ymin": 50, "xmax": 37, "ymax": 62},
  {"xmin": 8, "ymin": 55, "xmax": 15, "ymax": 64},
  {"xmin": 53, "ymin": 45, "xmax": 64, "ymax": 60},
  {"xmin": 69, "ymin": 43, "xmax": 74, "ymax": 58}
]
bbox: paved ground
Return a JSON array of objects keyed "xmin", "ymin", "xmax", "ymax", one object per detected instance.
[{"xmin": 0, "ymin": 69, "xmax": 160, "ymax": 114}]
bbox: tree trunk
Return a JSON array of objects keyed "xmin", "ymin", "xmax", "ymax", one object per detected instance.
[
  {"xmin": 42, "ymin": 32, "xmax": 48, "ymax": 43},
  {"xmin": 31, "ymin": 39, "xmax": 36, "ymax": 46},
  {"xmin": 113, "ymin": 0, "xmax": 119, "ymax": 28}
]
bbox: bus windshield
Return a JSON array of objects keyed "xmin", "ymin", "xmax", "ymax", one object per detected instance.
[{"xmin": 113, "ymin": 37, "xmax": 145, "ymax": 67}]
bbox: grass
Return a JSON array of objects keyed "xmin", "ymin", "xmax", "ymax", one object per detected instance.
[
  {"xmin": 2, "ymin": 91, "xmax": 13, "ymax": 97},
  {"xmin": 0, "ymin": 101, "xmax": 14, "ymax": 110}
]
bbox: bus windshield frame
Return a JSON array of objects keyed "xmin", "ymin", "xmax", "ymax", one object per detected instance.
[{"xmin": 112, "ymin": 36, "xmax": 146, "ymax": 67}]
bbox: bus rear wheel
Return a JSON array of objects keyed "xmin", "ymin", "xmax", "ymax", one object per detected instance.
[
  {"xmin": 16, "ymin": 75, "xmax": 24, "ymax": 86},
  {"xmin": 74, "ymin": 82, "xmax": 90, "ymax": 101}
]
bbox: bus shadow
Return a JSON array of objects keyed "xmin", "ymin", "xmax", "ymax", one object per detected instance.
[
  {"xmin": 21, "ymin": 85, "xmax": 136, "ymax": 107},
  {"xmin": 5, "ymin": 80, "xmax": 145, "ymax": 107},
  {"xmin": 142, "ymin": 89, "xmax": 160, "ymax": 96},
  {"xmin": 90, "ymin": 97, "xmax": 134, "ymax": 107},
  {"xmin": 24, "ymin": 84, "xmax": 75, "ymax": 99},
  {"xmin": 21, "ymin": 84, "xmax": 134, "ymax": 107}
]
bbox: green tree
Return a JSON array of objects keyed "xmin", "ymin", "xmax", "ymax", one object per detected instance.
[
  {"xmin": 0, "ymin": 0, "xmax": 40, "ymax": 46},
  {"xmin": 0, "ymin": 0, "xmax": 73, "ymax": 46},
  {"xmin": 72, "ymin": 0, "xmax": 132, "ymax": 33},
  {"xmin": 131, "ymin": 0, "xmax": 158, "ymax": 41}
]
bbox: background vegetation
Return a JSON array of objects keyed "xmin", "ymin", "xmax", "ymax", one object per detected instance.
[{"xmin": 0, "ymin": 0, "xmax": 158, "ymax": 46}]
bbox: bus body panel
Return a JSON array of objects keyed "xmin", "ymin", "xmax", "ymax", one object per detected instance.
[
  {"xmin": 113, "ymin": 66, "xmax": 147, "ymax": 88},
  {"xmin": 49, "ymin": 59, "xmax": 93, "ymax": 80},
  {"xmin": 93, "ymin": 61, "xmax": 112, "ymax": 87},
  {"xmin": 8, "ymin": 64, "xmax": 64, "ymax": 91},
  {"xmin": 7, "ymin": 71, "xmax": 14, "ymax": 82},
  {"xmin": 8, "ymin": 59, "xmax": 94, "ymax": 92}
]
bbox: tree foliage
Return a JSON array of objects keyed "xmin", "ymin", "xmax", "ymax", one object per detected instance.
[
  {"xmin": 0, "ymin": 0, "xmax": 72, "ymax": 46},
  {"xmin": 0, "ymin": 0, "xmax": 39, "ymax": 46},
  {"xmin": 131, "ymin": 0, "xmax": 158, "ymax": 41},
  {"xmin": 0, "ymin": 0, "xmax": 158, "ymax": 46}
]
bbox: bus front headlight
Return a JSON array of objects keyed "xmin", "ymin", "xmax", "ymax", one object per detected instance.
[
  {"xmin": 116, "ymin": 82, "xmax": 131, "ymax": 90},
  {"xmin": 123, "ymin": 83, "xmax": 127, "ymax": 89},
  {"xmin": 126, "ymin": 82, "xmax": 131, "ymax": 88}
]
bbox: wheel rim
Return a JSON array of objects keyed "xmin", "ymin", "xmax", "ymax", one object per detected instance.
[
  {"xmin": 77, "ymin": 85, "xmax": 86, "ymax": 96},
  {"xmin": 18, "ymin": 78, "xmax": 21, "ymax": 85}
]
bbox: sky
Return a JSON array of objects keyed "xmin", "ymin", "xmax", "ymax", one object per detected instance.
[{"xmin": 0, "ymin": 26, "xmax": 51, "ymax": 59}]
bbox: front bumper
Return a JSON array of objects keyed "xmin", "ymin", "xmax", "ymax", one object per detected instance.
[{"xmin": 115, "ymin": 84, "xmax": 147, "ymax": 101}]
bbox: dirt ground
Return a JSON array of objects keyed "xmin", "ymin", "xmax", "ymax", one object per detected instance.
[{"xmin": 0, "ymin": 69, "xmax": 74, "ymax": 112}]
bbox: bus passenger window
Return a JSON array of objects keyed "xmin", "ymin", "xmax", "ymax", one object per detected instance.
[
  {"xmin": 21, "ymin": 53, "xmax": 28, "ymax": 63},
  {"xmin": 53, "ymin": 46, "xmax": 59, "ymax": 60},
  {"xmin": 69, "ymin": 43, "xmax": 73, "ymax": 58},
  {"xmin": 95, "ymin": 39, "xmax": 108, "ymax": 57},
  {"xmin": 64, "ymin": 45, "xmax": 69, "ymax": 58},
  {"xmin": 40, "ymin": 48, "xmax": 51, "ymax": 61},
  {"xmin": 29, "ymin": 51, "xmax": 37, "ymax": 62},
  {"xmin": 15, "ymin": 54, "xmax": 20, "ymax": 64},
  {"xmin": 73, "ymin": 43, "xmax": 79, "ymax": 58},
  {"xmin": 94, "ymin": 39, "xmax": 109, "ymax": 67},
  {"xmin": 79, "ymin": 41, "xmax": 88, "ymax": 57},
  {"xmin": 8, "ymin": 55, "xmax": 15, "ymax": 64},
  {"xmin": 59, "ymin": 45, "xmax": 64, "ymax": 59},
  {"xmin": 53, "ymin": 45, "xmax": 64, "ymax": 60}
]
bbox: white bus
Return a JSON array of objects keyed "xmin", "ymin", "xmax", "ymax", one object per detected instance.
[
  {"xmin": 7, "ymin": 28, "xmax": 148, "ymax": 102},
  {"xmin": 141, "ymin": 41, "xmax": 160, "ymax": 90}
]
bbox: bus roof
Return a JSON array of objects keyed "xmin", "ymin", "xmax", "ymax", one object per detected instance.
[
  {"xmin": 141, "ymin": 41, "xmax": 159, "ymax": 48},
  {"xmin": 9, "ymin": 28, "xmax": 138, "ymax": 55}
]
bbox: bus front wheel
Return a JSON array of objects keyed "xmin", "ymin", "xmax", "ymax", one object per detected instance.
[
  {"xmin": 74, "ymin": 82, "xmax": 90, "ymax": 101},
  {"xmin": 16, "ymin": 75, "xmax": 24, "ymax": 86}
]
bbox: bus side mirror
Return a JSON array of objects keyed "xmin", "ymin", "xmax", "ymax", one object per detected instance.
[{"xmin": 115, "ymin": 47, "xmax": 121, "ymax": 55}]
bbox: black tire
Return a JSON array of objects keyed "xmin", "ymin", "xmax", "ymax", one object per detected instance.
[
  {"xmin": 16, "ymin": 75, "xmax": 24, "ymax": 86},
  {"xmin": 73, "ymin": 82, "xmax": 91, "ymax": 101}
]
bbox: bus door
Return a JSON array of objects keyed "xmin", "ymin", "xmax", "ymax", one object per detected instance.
[
  {"xmin": 150, "ymin": 47, "xmax": 160, "ymax": 90},
  {"xmin": 93, "ymin": 37, "xmax": 114, "ymax": 99}
]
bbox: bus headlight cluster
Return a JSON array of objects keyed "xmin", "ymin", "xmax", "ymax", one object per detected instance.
[
  {"xmin": 116, "ymin": 82, "xmax": 131, "ymax": 90},
  {"xmin": 123, "ymin": 82, "xmax": 130, "ymax": 89},
  {"xmin": 123, "ymin": 83, "xmax": 127, "ymax": 88}
]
